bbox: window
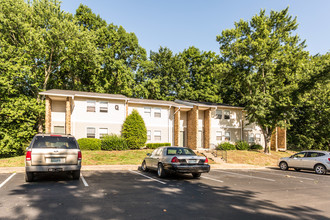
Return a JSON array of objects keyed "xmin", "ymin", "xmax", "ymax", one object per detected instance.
[
  {"xmin": 87, "ymin": 101, "xmax": 96, "ymax": 112},
  {"xmin": 224, "ymin": 131, "xmax": 231, "ymax": 141},
  {"xmin": 54, "ymin": 126, "xmax": 65, "ymax": 134},
  {"xmin": 154, "ymin": 130, "xmax": 161, "ymax": 141},
  {"xmin": 293, "ymin": 152, "xmax": 306, "ymax": 158},
  {"xmin": 216, "ymin": 110, "xmax": 222, "ymax": 119},
  {"xmin": 87, "ymin": 127, "xmax": 95, "ymax": 138},
  {"xmin": 249, "ymin": 133, "xmax": 255, "ymax": 142},
  {"xmin": 154, "ymin": 108, "xmax": 161, "ymax": 118},
  {"xmin": 100, "ymin": 102, "xmax": 108, "ymax": 113},
  {"xmin": 224, "ymin": 110, "xmax": 230, "ymax": 119},
  {"xmin": 256, "ymin": 133, "xmax": 261, "ymax": 142},
  {"xmin": 144, "ymin": 107, "xmax": 151, "ymax": 117},
  {"xmin": 216, "ymin": 131, "xmax": 222, "ymax": 141},
  {"xmin": 99, "ymin": 128, "xmax": 108, "ymax": 138},
  {"xmin": 147, "ymin": 130, "xmax": 151, "ymax": 141}
]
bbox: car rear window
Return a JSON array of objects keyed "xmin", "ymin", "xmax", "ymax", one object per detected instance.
[
  {"xmin": 166, "ymin": 148, "xmax": 196, "ymax": 155},
  {"xmin": 32, "ymin": 136, "xmax": 78, "ymax": 149}
]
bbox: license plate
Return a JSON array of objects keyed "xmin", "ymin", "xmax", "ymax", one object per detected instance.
[
  {"xmin": 187, "ymin": 159, "xmax": 197, "ymax": 164},
  {"xmin": 50, "ymin": 158, "xmax": 61, "ymax": 163}
]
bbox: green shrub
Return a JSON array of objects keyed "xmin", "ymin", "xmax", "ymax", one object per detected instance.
[
  {"xmin": 101, "ymin": 134, "xmax": 128, "ymax": 151},
  {"xmin": 77, "ymin": 138, "xmax": 101, "ymax": 150},
  {"xmin": 122, "ymin": 109, "xmax": 147, "ymax": 149},
  {"xmin": 250, "ymin": 144, "xmax": 263, "ymax": 150},
  {"xmin": 235, "ymin": 141, "xmax": 249, "ymax": 150},
  {"xmin": 146, "ymin": 143, "xmax": 171, "ymax": 149},
  {"xmin": 217, "ymin": 142, "xmax": 236, "ymax": 150}
]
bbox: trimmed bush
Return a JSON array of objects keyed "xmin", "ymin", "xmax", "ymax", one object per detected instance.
[
  {"xmin": 217, "ymin": 142, "xmax": 236, "ymax": 150},
  {"xmin": 77, "ymin": 138, "xmax": 101, "ymax": 150},
  {"xmin": 146, "ymin": 143, "xmax": 171, "ymax": 149},
  {"xmin": 122, "ymin": 109, "xmax": 147, "ymax": 149},
  {"xmin": 101, "ymin": 134, "xmax": 128, "ymax": 151},
  {"xmin": 235, "ymin": 141, "xmax": 249, "ymax": 150},
  {"xmin": 250, "ymin": 144, "xmax": 263, "ymax": 150}
]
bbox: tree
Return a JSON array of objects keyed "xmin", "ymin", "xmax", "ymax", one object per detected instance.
[
  {"xmin": 122, "ymin": 109, "xmax": 147, "ymax": 149},
  {"xmin": 216, "ymin": 8, "xmax": 309, "ymax": 153}
]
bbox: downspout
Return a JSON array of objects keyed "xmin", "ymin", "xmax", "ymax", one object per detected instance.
[{"xmin": 168, "ymin": 106, "xmax": 171, "ymax": 143}]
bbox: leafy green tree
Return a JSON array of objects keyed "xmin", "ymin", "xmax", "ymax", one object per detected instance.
[
  {"xmin": 122, "ymin": 109, "xmax": 147, "ymax": 149},
  {"xmin": 216, "ymin": 8, "xmax": 309, "ymax": 153}
]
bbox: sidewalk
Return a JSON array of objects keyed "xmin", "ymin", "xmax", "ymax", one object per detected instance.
[{"xmin": 0, "ymin": 163, "xmax": 268, "ymax": 173}]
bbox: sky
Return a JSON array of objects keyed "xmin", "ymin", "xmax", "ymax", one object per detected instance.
[{"xmin": 60, "ymin": 0, "xmax": 330, "ymax": 56}]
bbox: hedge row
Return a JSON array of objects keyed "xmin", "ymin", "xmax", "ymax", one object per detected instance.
[
  {"xmin": 146, "ymin": 143, "xmax": 171, "ymax": 149},
  {"xmin": 216, "ymin": 141, "xmax": 263, "ymax": 151},
  {"xmin": 77, "ymin": 138, "xmax": 102, "ymax": 150}
]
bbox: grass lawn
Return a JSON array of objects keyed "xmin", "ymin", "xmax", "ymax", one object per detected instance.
[{"xmin": 0, "ymin": 149, "xmax": 296, "ymax": 167}]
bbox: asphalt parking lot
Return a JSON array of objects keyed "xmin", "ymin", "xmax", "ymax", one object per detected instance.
[{"xmin": 0, "ymin": 168, "xmax": 329, "ymax": 220}]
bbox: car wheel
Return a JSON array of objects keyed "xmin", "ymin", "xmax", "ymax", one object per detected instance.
[
  {"xmin": 141, "ymin": 161, "xmax": 149, "ymax": 172},
  {"xmin": 157, "ymin": 163, "xmax": 166, "ymax": 178},
  {"xmin": 279, "ymin": 162, "xmax": 288, "ymax": 170},
  {"xmin": 192, "ymin": 173, "xmax": 201, "ymax": 178},
  {"xmin": 294, "ymin": 168, "xmax": 301, "ymax": 172},
  {"xmin": 314, "ymin": 164, "xmax": 326, "ymax": 175},
  {"xmin": 25, "ymin": 172, "xmax": 34, "ymax": 182},
  {"xmin": 72, "ymin": 170, "xmax": 80, "ymax": 180}
]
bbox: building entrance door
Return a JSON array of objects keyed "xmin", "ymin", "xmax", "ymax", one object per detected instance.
[
  {"xmin": 197, "ymin": 129, "xmax": 204, "ymax": 148},
  {"xmin": 180, "ymin": 130, "xmax": 186, "ymax": 147}
]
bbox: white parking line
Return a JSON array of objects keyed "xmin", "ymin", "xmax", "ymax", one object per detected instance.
[
  {"xmin": 213, "ymin": 170, "xmax": 275, "ymax": 182},
  {"xmin": 80, "ymin": 174, "xmax": 89, "ymax": 187},
  {"xmin": 252, "ymin": 170, "xmax": 315, "ymax": 181},
  {"xmin": 129, "ymin": 170, "xmax": 166, "ymax": 185},
  {"xmin": 0, "ymin": 173, "xmax": 16, "ymax": 189},
  {"xmin": 201, "ymin": 175, "xmax": 224, "ymax": 183}
]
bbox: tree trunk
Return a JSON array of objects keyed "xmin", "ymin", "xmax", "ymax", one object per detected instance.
[{"xmin": 262, "ymin": 127, "xmax": 272, "ymax": 155}]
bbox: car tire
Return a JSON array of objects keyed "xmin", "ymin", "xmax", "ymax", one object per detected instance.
[
  {"xmin": 279, "ymin": 162, "xmax": 288, "ymax": 171},
  {"xmin": 157, "ymin": 163, "xmax": 166, "ymax": 178},
  {"xmin": 72, "ymin": 170, "xmax": 80, "ymax": 180},
  {"xmin": 294, "ymin": 168, "xmax": 301, "ymax": 172},
  {"xmin": 314, "ymin": 164, "xmax": 326, "ymax": 175},
  {"xmin": 192, "ymin": 173, "xmax": 201, "ymax": 178},
  {"xmin": 25, "ymin": 172, "xmax": 34, "ymax": 182},
  {"xmin": 141, "ymin": 161, "xmax": 149, "ymax": 172}
]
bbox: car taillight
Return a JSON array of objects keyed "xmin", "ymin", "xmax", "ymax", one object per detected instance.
[
  {"xmin": 204, "ymin": 158, "xmax": 209, "ymax": 164},
  {"xmin": 78, "ymin": 151, "xmax": 82, "ymax": 160},
  {"xmin": 328, "ymin": 158, "xmax": 330, "ymax": 162},
  {"xmin": 171, "ymin": 157, "xmax": 179, "ymax": 163},
  {"xmin": 26, "ymin": 151, "xmax": 31, "ymax": 161}
]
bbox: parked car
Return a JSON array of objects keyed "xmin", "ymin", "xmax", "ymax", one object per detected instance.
[
  {"xmin": 25, "ymin": 134, "xmax": 82, "ymax": 182},
  {"xmin": 278, "ymin": 150, "xmax": 330, "ymax": 174},
  {"xmin": 141, "ymin": 146, "xmax": 210, "ymax": 178}
]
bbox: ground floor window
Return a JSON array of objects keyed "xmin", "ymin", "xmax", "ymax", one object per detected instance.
[
  {"xmin": 249, "ymin": 133, "xmax": 255, "ymax": 143},
  {"xmin": 224, "ymin": 131, "xmax": 231, "ymax": 141},
  {"xmin": 54, "ymin": 126, "xmax": 65, "ymax": 134},
  {"xmin": 216, "ymin": 131, "xmax": 222, "ymax": 141},
  {"xmin": 99, "ymin": 128, "xmax": 108, "ymax": 138},
  {"xmin": 87, "ymin": 127, "xmax": 96, "ymax": 138},
  {"xmin": 154, "ymin": 130, "xmax": 161, "ymax": 141},
  {"xmin": 256, "ymin": 133, "xmax": 261, "ymax": 142},
  {"xmin": 147, "ymin": 130, "xmax": 151, "ymax": 140}
]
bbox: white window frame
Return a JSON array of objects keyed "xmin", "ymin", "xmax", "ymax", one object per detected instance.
[
  {"xmin": 144, "ymin": 107, "xmax": 151, "ymax": 117},
  {"xmin": 154, "ymin": 130, "xmax": 161, "ymax": 141},
  {"xmin": 154, "ymin": 108, "xmax": 161, "ymax": 118},
  {"xmin": 224, "ymin": 110, "xmax": 230, "ymax": 119},
  {"xmin": 249, "ymin": 133, "xmax": 255, "ymax": 143},
  {"xmin": 87, "ymin": 101, "xmax": 96, "ymax": 112},
  {"xmin": 147, "ymin": 130, "xmax": 151, "ymax": 141},
  {"xmin": 256, "ymin": 133, "xmax": 261, "ymax": 142},
  {"xmin": 216, "ymin": 110, "xmax": 222, "ymax": 119},
  {"xmin": 224, "ymin": 131, "xmax": 231, "ymax": 141},
  {"xmin": 99, "ymin": 101, "xmax": 108, "ymax": 113},
  {"xmin": 87, "ymin": 127, "xmax": 96, "ymax": 138},
  {"xmin": 99, "ymin": 128, "xmax": 108, "ymax": 138},
  {"xmin": 216, "ymin": 131, "xmax": 222, "ymax": 141}
]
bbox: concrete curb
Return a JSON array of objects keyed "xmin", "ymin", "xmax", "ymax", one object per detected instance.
[{"xmin": 0, "ymin": 164, "xmax": 274, "ymax": 173}]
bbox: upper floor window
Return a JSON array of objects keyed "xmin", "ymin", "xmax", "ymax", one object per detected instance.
[
  {"xmin": 87, "ymin": 127, "xmax": 95, "ymax": 138},
  {"xmin": 224, "ymin": 110, "xmax": 230, "ymax": 119},
  {"xmin": 144, "ymin": 107, "xmax": 151, "ymax": 117},
  {"xmin": 154, "ymin": 108, "xmax": 161, "ymax": 118},
  {"xmin": 100, "ymin": 102, "xmax": 108, "ymax": 113},
  {"xmin": 87, "ymin": 101, "xmax": 96, "ymax": 112},
  {"xmin": 216, "ymin": 110, "xmax": 222, "ymax": 119}
]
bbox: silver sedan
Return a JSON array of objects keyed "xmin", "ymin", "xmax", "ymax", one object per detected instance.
[
  {"xmin": 278, "ymin": 150, "xmax": 330, "ymax": 174},
  {"xmin": 141, "ymin": 146, "xmax": 210, "ymax": 178}
]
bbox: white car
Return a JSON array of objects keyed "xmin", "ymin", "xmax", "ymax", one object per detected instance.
[{"xmin": 278, "ymin": 150, "xmax": 330, "ymax": 174}]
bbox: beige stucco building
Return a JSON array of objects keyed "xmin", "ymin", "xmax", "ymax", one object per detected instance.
[{"xmin": 40, "ymin": 89, "xmax": 286, "ymax": 151}]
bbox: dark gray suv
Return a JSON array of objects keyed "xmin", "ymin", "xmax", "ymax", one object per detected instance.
[{"xmin": 25, "ymin": 134, "xmax": 82, "ymax": 182}]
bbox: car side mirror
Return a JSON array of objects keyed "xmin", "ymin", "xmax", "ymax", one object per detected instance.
[{"xmin": 147, "ymin": 153, "xmax": 151, "ymax": 156}]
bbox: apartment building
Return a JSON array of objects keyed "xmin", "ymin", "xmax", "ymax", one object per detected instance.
[{"xmin": 40, "ymin": 89, "xmax": 286, "ymax": 151}]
